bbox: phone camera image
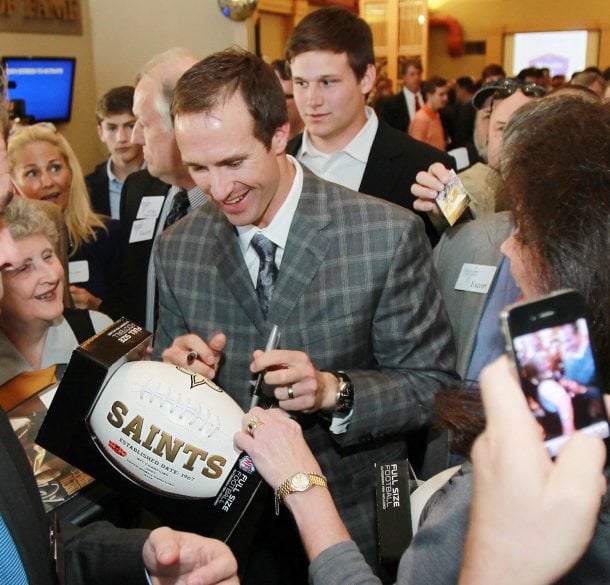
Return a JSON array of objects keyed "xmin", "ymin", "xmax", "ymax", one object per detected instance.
[{"xmin": 513, "ymin": 317, "xmax": 609, "ymax": 455}]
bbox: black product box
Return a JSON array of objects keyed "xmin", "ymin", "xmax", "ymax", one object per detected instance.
[
  {"xmin": 37, "ymin": 318, "xmax": 266, "ymax": 546},
  {"xmin": 375, "ymin": 460, "xmax": 413, "ymax": 563}
]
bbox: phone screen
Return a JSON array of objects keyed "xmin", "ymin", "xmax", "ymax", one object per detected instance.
[{"xmin": 512, "ymin": 317, "xmax": 609, "ymax": 455}]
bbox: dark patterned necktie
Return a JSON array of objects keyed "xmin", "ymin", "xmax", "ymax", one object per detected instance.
[
  {"xmin": 164, "ymin": 190, "xmax": 190, "ymax": 229},
  {"xmin": 251, "ymin": 233, "xmax": 278, "ymax": 317}
]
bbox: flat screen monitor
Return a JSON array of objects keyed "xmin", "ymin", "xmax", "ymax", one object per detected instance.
[{"xmin": 2, "ymin": 56, "xmax": 76, "ymax": 123}]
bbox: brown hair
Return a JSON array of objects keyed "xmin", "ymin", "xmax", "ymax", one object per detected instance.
[
  {"xmin": 285, "ymin": 7, "xmax": 374, "ymax": 82},
  {"xmin": 171, "ymin": 48, "xmax": 287, "ymax": 150},
  {"xmin": 434, "ymin": 389, "xmax": 485, "ymax": 458},
  {"xmin": 95, "ymin": 85, "xmax": 135, "ymax": 124},
  {"xmin": 421, "ymin": 76, "xmax": 447, "ymax": 101},
  {"xmin": 400, "ymin": 57, "xmax": 423, "ymax": 77}
]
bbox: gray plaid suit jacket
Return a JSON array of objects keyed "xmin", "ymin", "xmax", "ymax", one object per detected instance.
[{"xmin": 153, "ymin": 168, "xmax": 457, "ymax": 568}]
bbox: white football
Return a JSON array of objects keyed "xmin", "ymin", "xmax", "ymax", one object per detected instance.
[{"xmin": 87, "ymin": 361, "xmax": 244, "ymax": 499}]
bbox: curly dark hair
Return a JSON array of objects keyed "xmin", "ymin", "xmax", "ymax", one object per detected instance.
[{"xmin": 498, "ymin": 94, "xmax": 610, "ymax": 384}]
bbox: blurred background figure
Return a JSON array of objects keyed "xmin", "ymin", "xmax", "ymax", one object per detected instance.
[
  {"xmin": 377, "ymin": 57, "xmax": 423, "ymax": 132},
  {"xmin": 441, "ymin": 76, "xmax": 476, "ymax": 151},
  {"xmin": 480, "ymin": 63, "xmax": 506, "ymax": 83},
  {"xmin": 370, "ymin": 75, "xmax": 394, "ymax": 111},
  {"xmin": 570, "ymin": 70, "xmax": 607, "ymax": 97},
  {"xmin": 271, "ymin": 59, "xmax": 304, "ymax": 140},
  {"xmin": 408, "ymin": 76, "xmax": 449, "ymax": 150}
]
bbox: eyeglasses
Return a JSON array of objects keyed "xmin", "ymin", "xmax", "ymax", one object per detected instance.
[
  {"xmin": 8, "ymin": 121, "xmax": 57, "ymax": 138},
  {"xmin": 491, "ymin": 78, "xmax": 548, "ymax": 99},
  {"xmin": 488, "ymin": 78, "xmax": 547, "ymax": 112}
]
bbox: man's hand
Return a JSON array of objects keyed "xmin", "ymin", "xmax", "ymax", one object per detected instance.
[
  {"xmin": 143, "ymin": 527, "xmax": 238, "ymax": 585},
  {"xmin": 411, "ymin": 162, "xmax": 453, "ymax": 215},
  {"xmin": 459, "ymin": 356, "xmax": 606, "ymax": 585},
  {"xmin": 250, "ymin": 349, "xmax": 338, "ymax": 413},
  {"xmin": 70, "ymin": 285, "xmax": 102, "ymax": 310},
  {"xmin": 162, "ymin": 332, "xmax": 227, "ymax": 379}
]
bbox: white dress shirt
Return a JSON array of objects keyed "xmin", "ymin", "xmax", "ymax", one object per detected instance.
[
  {"xmin": 297, "ymin": 107, "xmax": 379, "ymax": 192},
  {"xmin": 236, "ymin": 155, "xmax": 303, "ymax": 285},
  {"xmin": 403, "ymin": 87, "xmax": 423, "ymax": 125}
]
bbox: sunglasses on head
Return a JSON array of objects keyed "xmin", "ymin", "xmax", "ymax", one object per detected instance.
[
  {"xmin": 8, "ymin": 121, "xmax": 57, "ymax": 138},
  {"xmin": 488, "ymin": 78, "xmax": 547, "ymax": 112},
  {"xmin": 492, "ymin": 77, "xmax": 547, "ymax": 98}
]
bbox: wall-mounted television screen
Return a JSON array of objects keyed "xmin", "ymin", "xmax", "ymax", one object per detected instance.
[{"xmin": 2, "ymin": 56, "xmax": 76, "ymax": 123}]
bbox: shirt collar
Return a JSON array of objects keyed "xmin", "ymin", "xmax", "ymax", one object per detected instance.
[
  {"xmin": 236, "ymin": 155, "xmax": 303, "ymax": 253},
  {"xmin": 186, "ymin": 184, "xmax": 208, "ymax": 209},
  {"xmin": 299, "ymin": 106, "xmax": 378, "ymax": 164},
  {"xmin": 106, "ymin": 158, "xmax": 147, "ymax": 184},
  {"xmin": 422, "ymin": 105, "xmax": 439, "ymax": 119}
]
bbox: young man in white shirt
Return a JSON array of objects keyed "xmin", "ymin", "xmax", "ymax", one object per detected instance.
[{"xmin": 285, "ymin": 7, "xmax": 455, "ymax": 245}]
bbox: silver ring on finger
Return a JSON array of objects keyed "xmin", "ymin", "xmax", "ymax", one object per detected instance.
[{"xmin": 287, "ymin": 385, "xmax": 295, "ymax": 399}]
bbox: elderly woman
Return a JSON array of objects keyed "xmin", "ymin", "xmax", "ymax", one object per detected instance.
[
  {"xmin": 8, "ymin": 123, "xmax": 120, "ymax": 310},
  {"xmin": 235, "ymin": 94, "xmax": 610, "ymax": 585},
  {"xmin": 0, "ymin": 197, "xmax": 112, "ymax": 409}
]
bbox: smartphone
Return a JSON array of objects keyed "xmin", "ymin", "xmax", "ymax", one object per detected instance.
[{"xmin": 501, "ymin": 289, "xmax": 609, "ymax": 456}]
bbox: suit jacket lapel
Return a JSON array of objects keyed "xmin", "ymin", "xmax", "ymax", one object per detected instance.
[
  {"xmin": 271, "ymin": 169, "xmax": 331, "ymax": 325},
  {"xmin": 358, "ymin": 123, "xmax": 401, "ymax": 196},
  {"xmin": 212, "ymin": 218, "xmax": 267, "ymax": 331},
  {"xmin": 211, "ymin": 169, "xmax": 331, "ymax": 330}
]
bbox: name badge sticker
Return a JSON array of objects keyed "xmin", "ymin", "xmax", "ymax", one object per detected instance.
[
  {"xmin": 129, "ymin": 218, "xmax": 156, "ymax": 243},
  {"xmin": 69, "ymin": 260, "xmax": 90, "ymax": 284},
  {"xmin": 454, "ymin": 263, "xmax": 497, "ymax": 294},
  {"xmin": 136, "ymin": 196, "xmax": 165, "ymax": 219}
]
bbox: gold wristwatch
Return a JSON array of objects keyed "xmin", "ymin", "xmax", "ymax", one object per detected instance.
[{"xmin": 274, "ymin": 472, "xmax": 328, "ymax": 515}]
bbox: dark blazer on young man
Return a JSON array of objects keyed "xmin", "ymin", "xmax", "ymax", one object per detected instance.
[
  {"xmin": 99, "ymin": 169, "xmax": 171, "ymax": 327},
  {"xmin": 0, "ymin": 407, "xmax": 149, "ymax": 584},
  {"xmin": 85, "ymin": 161, "xmax": 111, "ymax": 217},
  {"xmin": 153, "ymin": 166, "xmax": 458, "ymax": 573},
  {"xmin": 288, "ymin": 120, "xmax": 456, "ymax": 245},
  {"xmin": 376, "ymin": 91, "xmax": 411, "ymax": 133}
]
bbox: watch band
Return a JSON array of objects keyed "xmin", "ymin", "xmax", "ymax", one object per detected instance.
[
  {"xmin": 274, "ymin": 472, "xmax": 328, "ymax": 515},
  {"xmin": 334, "ymin": 370, "xmax": 354, "ymax": 415}
]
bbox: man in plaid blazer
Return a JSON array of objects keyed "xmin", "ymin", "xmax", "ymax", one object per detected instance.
[{"xmin": 154, "ymin": 49, "xmax": 457, "ymax": 582}]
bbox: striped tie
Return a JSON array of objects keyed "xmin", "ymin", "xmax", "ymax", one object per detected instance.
[{"xmin": 0, "ymin": 512, "xmax": 28, "ymax": 584}]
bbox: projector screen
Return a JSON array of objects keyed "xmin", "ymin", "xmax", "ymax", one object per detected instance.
[
  {"xmin": 504, "ymin": 30, "xmax": 599, "ymax": 79},
  {"xmin": 3, "ymin": 56, "xmax": 76, "ymax": 123}
]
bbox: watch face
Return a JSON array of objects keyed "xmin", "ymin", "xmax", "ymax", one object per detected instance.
[{"xmin": 290, "ymin": 472, "xmax": 311, "ymax": 491}]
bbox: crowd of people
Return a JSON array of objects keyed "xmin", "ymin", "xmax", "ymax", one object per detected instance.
[{"xmin": 0, "ymin": 5, "xmax": 609, "ymax": 585}]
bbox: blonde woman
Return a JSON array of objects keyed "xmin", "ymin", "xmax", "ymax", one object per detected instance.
[{"xmin": 8, "ymin": 123, "xmax": 120, "ymax": 310}]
